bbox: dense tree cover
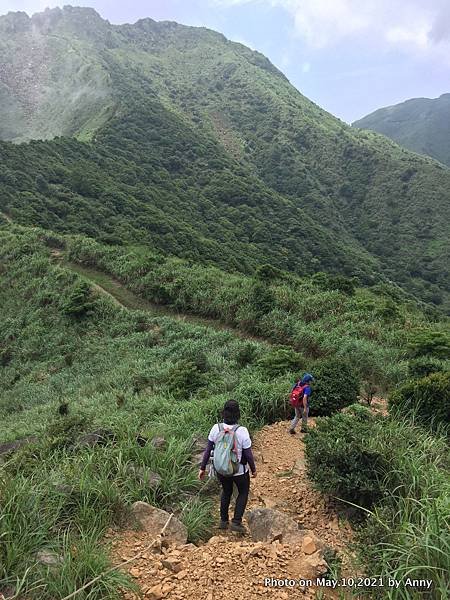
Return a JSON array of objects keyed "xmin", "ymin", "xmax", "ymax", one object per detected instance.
[
  {"xmin": 0, "ymin": 103, "xmax": 378, "ymax": 282},
  {"xmin": 354, "ymin": 93, "xmax": 450, "ymax": 166},
  {"xmin": 0, "ymin": 7, "xmax": 449, "ymax": 310}
]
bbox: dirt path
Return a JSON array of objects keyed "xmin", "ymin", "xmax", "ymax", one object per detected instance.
[
  {"xmin": 63, "ymin": 261, "xmax": 269, "ymax": 344},
  {"xmin": 109, "ymin": 421, "xmax": 355, "ymax": 600},
  {"xmin": 63, "ymin": 259, "xmax": 357, "ymax": 597},
  {"xmin": 247, "ymin": 421, "xmax": 353, "ymax": 550}
]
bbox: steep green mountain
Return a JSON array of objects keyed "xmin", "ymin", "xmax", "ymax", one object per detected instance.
[
  {"xmin": 353, "ymin": 94, "xmax": 450, "ymax": 167},
  {"xmin": 0, "ymin": 6, "xmax": 449, "ymax": 311}
]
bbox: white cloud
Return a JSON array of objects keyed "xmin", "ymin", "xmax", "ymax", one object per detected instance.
[
  {"xmin": 213, "ymin": 0, "xmax": 450, "ymax": 56},
  {"xmin": 386, "ymin": 25, "xmax": 430, "ymax": 50},
  {"xmin": 285, "ymin": 0, "xmax": 369, "ymax": 48}
]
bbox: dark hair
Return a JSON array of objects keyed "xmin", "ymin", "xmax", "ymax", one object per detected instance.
[{"xmin": 222, "ymin": 400, "xmax": 240, "ymax": 425}]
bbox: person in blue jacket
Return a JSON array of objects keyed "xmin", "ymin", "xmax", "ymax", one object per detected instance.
[{"xmin": 289, "ymin": 373, "xmax": 314, "ymax": 434}]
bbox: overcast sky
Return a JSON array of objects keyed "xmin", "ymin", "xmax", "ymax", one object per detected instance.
[{"xmin": 2, "ymin": 0, "xmax": 450, "ymax": 122}]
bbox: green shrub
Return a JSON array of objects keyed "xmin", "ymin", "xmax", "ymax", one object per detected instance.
[
  {"xmin": 255, "ymin": 264, "xmax": 283, "ymax": 281},
  {"xmin": 353, "ymin": 417, "xmax": 450, "ymax": 599},
  {"xmin": 166, "ymin": 360, "xmax": 205, "ymax": 399},
  {"xmin": 257, "ymin": 346, "xmax": 302, "ymax": 378},
  {"xmin": 131, "ymin": 373, "xmax": 153, "ymax": 395},
  {"xmin": 185, "ymin": 350, "xmax": 209, "ymax": 373},
  {"xmin": 60, "ymin": 281, "xmax": 96, "ymax": 317},
  {"xmin": 310, "ymin": 358, "xmax": 360, "ymax": 415},
  {"xmin": 45, "ymin": 414, "xmax": 88, "ymax": 450},
  {"xmin": 408, "ymin": 331, "xmax": 450, "ymax": 359},
  {"xmin": 304, "ymin": 411, "xmax": 387, "ymax": 507},
  {"xmin": 408, "ymin": 356, "xmax": 446, "ymax": 379},
  {"xmin": 328, "ymin": 274, "xmax": 356, "ymax": 296},
  {"xmin": 312, "ymin": 272, "xmax": 356, "ymax": 295},
  {"xmin": 377, "ymin": 297, "xmax": 401, "ymax": 321},
  {"xmin": 235, "ymin": 343, "xmax": 257, "ymax": 367},
  {"xmin": 179, "ymin": 497, "xmax": 214, "ymax": 543},
  {"xmin": 389, "ymin": 371, "xmax": 450, "ymax": 428},
  {"xmin": 249, "ymin": 280, "xmax": 275, "ymax": 318}
]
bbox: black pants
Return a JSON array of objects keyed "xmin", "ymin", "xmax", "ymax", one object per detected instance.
[{"xmin": 217, "ymin": 471, "xmax": 250, "ymax": 524}]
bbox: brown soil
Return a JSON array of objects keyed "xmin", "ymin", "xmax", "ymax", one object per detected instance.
[{"xmin": 109, "ymin": 420, "xmax": 356, "ymax": 600}]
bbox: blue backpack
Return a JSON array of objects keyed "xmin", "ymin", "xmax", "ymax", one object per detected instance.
[{"xmin": 213, "ymin": 424, "xmax": 241, "ymax": 477}]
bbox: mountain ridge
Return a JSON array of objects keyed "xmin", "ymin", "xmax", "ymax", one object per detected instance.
[
  {"xmin": 0, "ymin": 6, "xmax": 449, "ymax": 311},
  {"xmin": 353, "ymin": 93, "xmax": 450, "ymax": 167}
]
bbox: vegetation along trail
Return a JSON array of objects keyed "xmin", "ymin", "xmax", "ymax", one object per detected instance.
[
  {"xmin": 63, "ymin": 260, "xmax": 269, "ymax": 344},
  {"xmin": 59, "ymin": 257, "xmax": 356, "ymax": 598},
  {"xmin": 1, "ymin": 5, "xmax": 449, "ymax": 598},
  {"xmin": 110, "ymin": 420, "xmax": 354, "ymax": 600},
  {"xmin": 1, "ymin": 227, "xmax": 448, "ymax": 600}
]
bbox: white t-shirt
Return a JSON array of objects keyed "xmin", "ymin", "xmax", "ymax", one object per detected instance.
[{"xmin": 208, "ymin": 423, "xmax": 252, "ymax": 476}]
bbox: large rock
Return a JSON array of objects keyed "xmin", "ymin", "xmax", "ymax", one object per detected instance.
[
  {"xmin": 292, "ymin": 457, "xmax": 306, "ymax": 475},
  {"xmin": 125, "ymin": 464, "xmax": 162, "ymax": 489},
  {"xmin": 192, "ymin": 451, "xmax": 205, "ymax": 467},
  {"xmin": 151, "ymin": 436, "xmax": 166, "ymax": 450},
  {"xmin": 161, "ymin": 556, "xmax": 183, "ymax": 573},
  {"xmin": 191, "ymin": 435, "xmax": 208, "ymax": 454},
  {"xmin": 131, "ymin": 502, "xmax": 187, "ymax": 545},
  {"xmin": 77, "ymin": 428, "xmax": 115, "ymax": 448},
  {"xmin": 36, "ymin": 549, "xmax": 63, "ymax": 568},
  {"xmin": 303, "ymin": 552, "xmax": 329, "ymax": 578},
  {"xmin": 287, "ymin": 551, "xmax": 328, "ymax": 580},
  {"xmin": 301, "ymin": 535, "xmax": 317, "ymax": 555},
  {"xmin": 247, "ymin": 508, "xmax": 306, "ymax": 544},
  {"xmin": 0, "ymin": 436, "xmax": 38, "ymax": 456}
]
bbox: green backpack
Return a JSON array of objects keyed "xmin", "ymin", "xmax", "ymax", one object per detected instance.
[{"xmin": 213, "ymin": 424, "xmax": 241, "ymax": 477}]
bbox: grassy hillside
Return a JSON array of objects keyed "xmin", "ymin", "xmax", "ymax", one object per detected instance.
[
  {"xmin": 1, "ymin": 8, "xmax": 449, "ymax": 599},
  {"xmin": 0, "ymin": 226, "xmax": 285, "ymax": 598},
  {"xmin": 0, "ymin": 7, "xmax": 449, "ymax": 311},
  {"xmin": 1, "ymin": 225, "xmax": 449, "ymax": 598},
  {"xmin": 2, "ymin": 224, "xmax": 439, "ymax": 440},
  {"xmin": 354, "ymin": 93, "xmax": 450, "ymax": 167}
]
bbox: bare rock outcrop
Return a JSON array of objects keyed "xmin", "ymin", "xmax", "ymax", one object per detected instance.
[{"xmin": 131, "ymin": 501, "xmax": 187, "ymax": 545}]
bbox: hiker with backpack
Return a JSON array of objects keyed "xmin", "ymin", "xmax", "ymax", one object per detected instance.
[
  {"xmin": 289, "ymin": 373, "xmax": 314, "ymax": 434},
  {"xmin": 198, "ymin": 400, "xmax": 256, "ymax": 534}
]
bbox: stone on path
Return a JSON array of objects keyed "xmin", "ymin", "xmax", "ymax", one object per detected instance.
[
  {"xmin": 125, "ymin": 463, "xmax": 162, "ymax": 488},
  {"xmin": 301, "ymin": 535, "xmax": 317, "ymax": 555},
  {"xmin": 0, "ymin": 436, "xmax": 38, "ymax": 456},
  {"xmin": 36, "ymin": 550, "xmax": 63, "ymax": 567},
  {"xmin": 131, "ymin": 501, "xmax": 187, "ymax": 545},
  {"xmin": 247, "ymin": 508, "xmax": 306, "ymax": 544}
]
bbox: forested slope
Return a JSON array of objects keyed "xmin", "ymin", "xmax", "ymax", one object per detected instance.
[
  {"xmin": 354, "ymin": 93, "xmax": 450, "ymax": 167},
  {"xmin": 0, "ymin": 6, "xmax": 449, "ymax": 311}
]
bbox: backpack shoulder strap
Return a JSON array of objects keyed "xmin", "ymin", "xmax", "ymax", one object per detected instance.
[{"xmin": 218, "ymin": 423, "xmax": 223, "ymax": 432}]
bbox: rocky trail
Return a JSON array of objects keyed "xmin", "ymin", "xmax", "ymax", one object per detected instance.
[
  {"xmin": 108, "ymin": 420, "xmax": 356, "ymax": 600},
  {"xmin": 47, "ymin": 253, "xmax": 361, "ymax": 598}
]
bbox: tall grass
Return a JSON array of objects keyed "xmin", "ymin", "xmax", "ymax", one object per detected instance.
[
  {"xmin": 359, "ymin": 418, "xmax": 450, "ymax": 599},
  {"xmin": 65, "ymin": 234, "xmax": 440, "ymax": 386},
  {"xmin": 1, "ymin": 228, "xmax": 448, "ymax": 598}
]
